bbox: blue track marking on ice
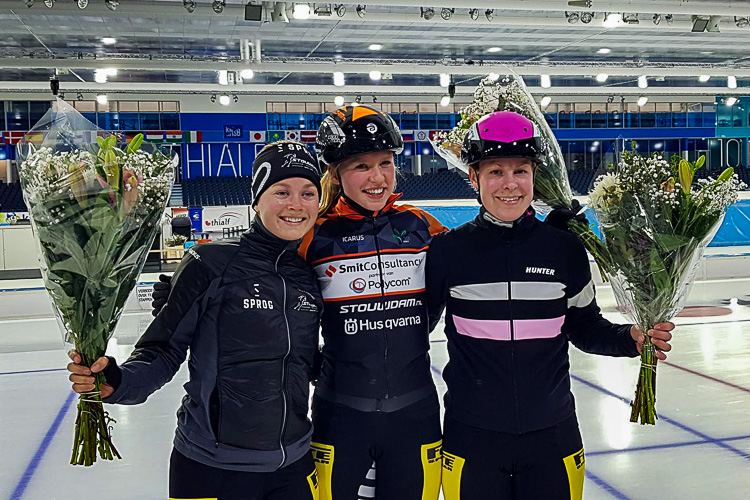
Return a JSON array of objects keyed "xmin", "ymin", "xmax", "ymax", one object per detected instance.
[
  {"xmin": 0, "ymin": 368, "xmax": 67, "ymax": 376},
  {"xmin": 587, "ymin": 434, "xmax": 750, "ymax": 457},
  {"xmin": 9, "ymin": 390, "xmax": 77, "ymax": 500},
  {"xmin": 571, "ymin": 374, "xmax": 750, "ymax": 461},
  {"xmin": 430, "ymin": 365, "xmax": 632, "ymax": 499}
]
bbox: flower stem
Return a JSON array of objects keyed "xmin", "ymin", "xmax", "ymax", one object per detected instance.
[{"xmin": 630, "ymin": 335, "xmax": 659, "ymax": 425}]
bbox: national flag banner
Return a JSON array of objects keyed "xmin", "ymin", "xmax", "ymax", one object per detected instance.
[
  {"xmin": 285, "ymin": 130, "xmax": 300, "ymax": 141},
  {"xmin": 415, "ymin": 130, "xmax": 430, "ymax": 142},
  {"xmin": 401, "ymin": 130, "xmax": 414, "ymax": 142},
  {"xmin": 145, "ymin": 131, "xmax": 165, "ymax": 143},
  {"xmin": 429, "ymin": 130, "xmax": 444, "ymax": 141},
  {"xmin": 4, "ymin": 131, "xmax": 25, "ymax": 144},
  {"xmin": 249, "ymin": 131, "xmax": 267, "ymax": 143},
  {"xmin": 165, "ymin": 131, "xmax": 183, "ymax": 143},
  {"xmin": 300, "ymin": 130, "xmax": 317, "ymax": 143},
  {"xmin": 268, "ymin": 131, "xmax": 284, "ymax": 142},
  {"xmin": 183, "ymin": 131, "xmax": 203, "ymax": 143}
]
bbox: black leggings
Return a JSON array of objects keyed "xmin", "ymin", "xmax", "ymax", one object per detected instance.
[
  {"xmin": 311, "ymin": 394, "xmax": 443, "ymax": 500},
  {"xmin": 441, "ymin": 413, "xmax": 586, "ymax": 500},
  {"xmin": 168, "ymin": 448, "xmax": 319, "ymax": 500}
]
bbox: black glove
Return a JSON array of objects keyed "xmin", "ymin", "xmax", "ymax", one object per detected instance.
[
  {"xmin": 151, "ymin": 273, "xmax": 173, "ymax": 317},
  {"xmin": 545, "ymin": 199, "xmax": 589, "ymax": 232}
]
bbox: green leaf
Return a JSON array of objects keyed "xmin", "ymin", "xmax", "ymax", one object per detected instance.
[
  {"xmin": 97, "ymin": 136, "xmax": 106, "ymax": 148},
  {"xmin": 695, "ymin": 155, "xmax": 706, "ymax": 171},
  {"xmin": 654, "ymin": 233, "xmax": 690, "ymax": 252},
  {"xmin": 679, "ymin": 159, "xmax": 692, "ymax": 195},
  {"xmin": 126, "ymin": 133, "xmax": 144, "ymax": 154}
]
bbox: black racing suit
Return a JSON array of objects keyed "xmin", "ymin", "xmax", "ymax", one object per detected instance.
[
  {"xmin": 426, "ymin": 208, "xmax": 639, "ymax": 500},
  {"xmin": 103, "ymin": 219, "xmax": 323, "ymax": 499},
  {"xmin": 299, "ymin": 193, "xmax": 446, "ymax": 500}
]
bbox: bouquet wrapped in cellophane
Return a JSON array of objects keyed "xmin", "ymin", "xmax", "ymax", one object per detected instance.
[
  {"xmin": 587, "ymin": 146, "xmax": 744, "ymax": 424},
  {"xmin": 17, "ymin": 98, "xmax": 176, "ymax": 465},
  {"xmin": 431, "ymin": 74, "xmax": 610, "ymax": 273}
]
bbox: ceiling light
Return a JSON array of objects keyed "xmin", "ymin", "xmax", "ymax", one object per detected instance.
[
  {"xmin": 638, "ymin": 75, "xmax": 648, "ymax": 88},
  {"xmin": 368, "ymin": 44, "xmax": 382, "ymax": 50},
  {"xmin": 104, "ymin": 0, "xmax": 118, "ymax": 11},
  {"xmin": 665, "ymin": 14, "xmax": 673, "ymax": 24},
  {"xmin": 76, "ymin": 92, "xmax": 83, "ymax": 100},
  {"xmin": 728, "ymin": 75, "xmax": 738, "ymax": 89},
  {"xmin": 726, "ymin": 97, "xmax": 738, "ymax": 106},
  {"xmin": 240, "ymin": 69, "xmax": 254, "ymax": 80},
  {"xmin": 334, "ymin": 95, "xmax": 345, "ymax": 106},
  {"xmin": 622, "ymin": 13, "xmax": 639, "ymax": 24},
  {"xmin": 540, "ymin": 96, "xmax": 552, "ymax": 108},
  {"xmin": 603, "ymin": 12, "xmax": 622, "ymax": 27},
  {"xmin": 487, "ymin": 72, "xmax": 500, "ymax": 81},
  {"xmin": 183, "ymin": 0, "xmax": 196, "ymax": 13},
  {"xmin": 485, "ymin": 9, "xmax": 494, "ymax": 22},
  {"xmin": 637, "ymin": 95, "xmax": 649, "ymax": 106},
  {"xmin": 440, "ymin": 95, "xmax": 451, "ymax": 107},
  {"xmin": 652, "ymin": 14, "xmax": 661, "ymax": 25},
  {"xmin": 293, "ymin": 4, "xmax": 311, "ymax": 19},
  {"xmin": 44, "ymin": 0, "xmax": 54, "ymax": 8},
  {"xmin": 736, "ymin": 16, "xmax": 750, "ymax": 28},
  {"xmin": 212, "ymin": 0, "xmax": 226, "ymax": 14},
  {"xmin": 440, "ymin": 8, "xmax": 454, "ymax": 20},
  {"xmin": 486, "ymin": 47, "xmax": 502, "ymax": 53},
  {"xmin": 77, "ymin": 0, "xmax": 87, "ymax": 8},
  {"xmin": 580, "ymin": 12, "xmax": 593, "ymax": 23},
  {"xmin": 597, "ymin": 47, "xmax": 611, "ymax": 54},
  {"xmin": 233, "ymin": 95, "xmax": 239, "ymax": 103},
  {"xmin": 96, "ymin": 94, "xmax": 108, "ymax": 105},
  {"xmin": 314, "ymin": 4, "xmax": 332, "ymax": 16},
  {"xmin": 440, "ymin": 73, "xmax": 450, "ymax": 87},
  {"xmin": 101, "ymin": 37, "xmax": 116, "ymax": 45},
  {"xmin": 219, "ymin": 94, "xmax": 230, "ymax": 106},
  {"xmin": 333, "ymin": 72, "xmax": 345, "ymax": 86},
  {"xmin": 540, "ymin": 74, "xmax": 551, "ymax": 88},
  {"xmin": 104, "ymin": 68, "xmax": 117, "ymax": 76},
  {"xmin": 24, "ymin": 0, "xmax": 34, "ymax": 6},
  {"xmin": 353, "ymin": 95, "xmax": 362, "ymax": 106},
  {"xmin": 566, "ymin": 11, "xmax": 579, "ymax": 24},
  {"xmin": 369, "ymin": 70, "xmax": 382, "ymax": 81},
  {"xmin": 469, "ymin": 9, "xmax": 479, "ymax": 21},
  {"xmin": 210, "ymin": 94, "xmax": 216, "ymax": 103},
  {"xmin": 595, "ymin": 73, "xmax": 609, "ymax": 83},
  {"xmin": 94, "ymin": 70, "xmax": 107, "ymax": 83},
  {"xmin": 218, "ymin": 70, "xmax": 228, "ymax": 85},
  {"xmin": 356, "ymin": 5, "xmax": 366, "ymax": 18},
  {"xmin": 335, "ymin": 4, "xmax": 346, "ymax": 17},
  {"xmin": 699, "ymin": 75, "xmax": 711, "ymax": 83},
  {"xmin": 420, "ymin": 7, "xmax": 435, "ymax": 20}
]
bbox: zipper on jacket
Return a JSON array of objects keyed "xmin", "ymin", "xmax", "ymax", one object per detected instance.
[
  {"xmin": 372, "ymin": 214, "xmax": 389, "ymax": 400},
  {"xmin": 276, "ymin": 250, "xmax": 291, "ymax": 469},
  {"xmin": 506, "ymin": 237, "xmax": 522, "ymax": 433}
]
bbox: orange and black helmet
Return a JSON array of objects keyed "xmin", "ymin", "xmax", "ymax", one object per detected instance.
[{"xmin": 315, "ymin": 105, "xmax": 404, "ymax": 166}]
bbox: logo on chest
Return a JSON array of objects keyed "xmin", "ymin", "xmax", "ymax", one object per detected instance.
[
  {"xmin": 294, "ymin": 294, "xmax": 319, "ymax": 313},
  {"xmin": 244, "ymin": 283, "xmax": 274, "ymax": 309},
  {"xmin": 526, "ymin": 266, "xmax": 556, "ymax": 276}
]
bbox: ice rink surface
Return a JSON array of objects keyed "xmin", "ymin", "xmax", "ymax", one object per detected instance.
[{"xmin": 1, "ymin": 276, "xmax": 749, "ymax": 500}]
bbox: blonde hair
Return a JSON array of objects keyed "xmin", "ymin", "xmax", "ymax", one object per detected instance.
[{"xmin": 319, "ymin": 164, "xmax": 342, "ymax": 216}]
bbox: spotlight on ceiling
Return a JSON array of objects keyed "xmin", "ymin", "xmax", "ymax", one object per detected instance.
[
  {"xmin": 565, "ymin": 11, "xmax": 579, "ymax": 23},
  {"xmin": 735, "ymin": 16, "xmax": 750, "ymax": 28},
  {"xmin": 440, "ymin": 95, "xmax": 451, "ymax": 107},
  {"xmin": 314, "ymin": 4, "xmax": 332, "ymax": 16},
  {"xmin": 356, "ymin": 4, "xmax": 366, "ymax": 18},
  {"xmin": 487, "ymin": 72, "xmax": 500, "ymax": 81},
  {"xmin": 638, "ymin": 75, "xmax": 648, "ymax": 88},
  {"xmin": 420, "ymin": 7, "xmax": 435, "ymax": 20},
  {"xmin": 240, "ymin": 69, "xmax": 254, "ymax": 80},
  {"xmin": 439, "ymin": 73, "xmax": 451, "ymax": 87},
  {"xmin": 210, "ymin": 94, "xmax": 216, "ymax": 103},
  {"xmin": 334, "ymin": 95, "xmax": 344, "ymax": 106},
  {"xmin": 468, "ymin": 9, "xmax": 479, "ymax": 21},
  {"xmin": 622, "ymin": 13, "xmax": 639, "ymax": 24},
  {"xmin": 183, "ymin": 0, "xmax": 196, "ymax": 13},
  {"xmin": 218, "ymin": 70, "xmax": 228, "ymax": 85},
  {"xmin": 699, "ymin": 75, "xmax": 711, "ymax": 83},
  {"xmin": 212, "ymin": 0, "xmax": 226, "ymax": 14},
  {"xmin": 580, "ymin": 12, "xmax": 593, "ymax": 23},
  {"xmin": 726, "ymin": 97, "xmax": 738, "ymax": 107},
  {"xmin": 233, "ymin": 95, "xmax": 239, "ymax": 103},
  {"xmin": 23, "ymin": 0, "xmax": 34, "ymax": 7},
  {"xmin": 333, "ymin": 71, "xmax": 345, "ymax": 86},
  {"xmin": 595, "ymin": 73, "xmax": 609, "ymax": 83},
  {"xmin": 369, "ymin": 70, "xmax": 382, "ymax": 81},
  {"xmin": 270, "ymin": 2, "xmax": 289, "ymax": 22},
  {"xmin": 637, "ymin": 95, "xmax": 649, "ymax": 106},
  {"xmin": 293, "ymin": 3, "xmax": 311, "ymax": 19},
  {"xmin": 485, "ymin": 9, "xmax": 494, "ymax": 21},
  {"xmin": 104, "ymin": 0, "xmax": 118, "ymax": 11},
  {"xmin": 540, "ymin": 96, "xmax": 552, "ymax": 108},
  {"xmin": 76, "ymin": 92, "xmax": 84, "ymax": 100},
  {"xmin": 665, "ymin": 14, "xmax": 673, "ymax": 24},
  {"xmin": 603, "ymin": 12, "xmax": 622, "ymax": 27},
  {"xmin": 94, "ymin": 69, "xmax": 107, "ymax": 83},
  {"xmin": 728, "ymin": 75, "xmax": 738, "ymax": 89},
  {"xmin": 652, "ymin": 14, "xmax": 661, "ymax": 25},
  {"xmin": 101, "ymin": 37, "xmax": 116, "ymax": 44},
  {"xmin": 440, "ymin": 7, "xmax": 454, "ymax": 20},
  {"xmin": 335, "ymin": 4, "xmax": 346, "ymax": 17},
  {"xmin": 77, "ymin": 0, "xmax": 88, "ymax": 8},
  {"xmin": 219, "ymin": 94, "xmax": 230, "ymax": 106},
  {"xmin": 44, "ymin": 0, "xmax": 54, "ymax": 8},
  {"xmin": 540, "ymin": 74, "xmax": 551, "ymax": 88},
  {"xmin": 96, "ymin": 94, "xmax": 108, "ymax": 105},
  {"xmin": 606, "ymin": 95, "xmax": 615, "ymax": 103}
]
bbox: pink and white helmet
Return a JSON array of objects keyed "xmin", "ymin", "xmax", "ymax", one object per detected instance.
[{"xmin": 461, "ymin": 111, "xmax": 543, "ymax": 167}]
